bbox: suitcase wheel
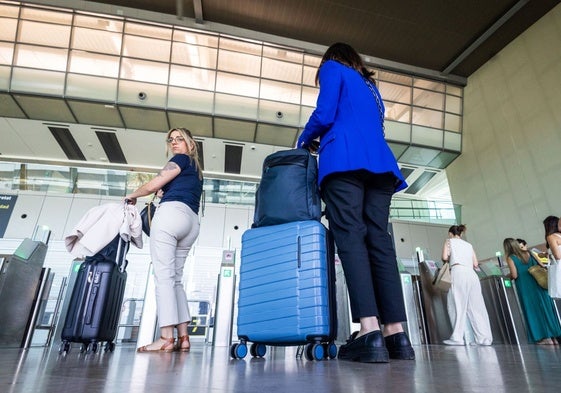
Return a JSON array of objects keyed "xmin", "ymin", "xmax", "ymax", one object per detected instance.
[
  {"xmin": 230, "ymin": 343, "xmax": 248, "ymax": 359},
  {"xmin": 86, "ymin": 342, "xmax": 99, "ymax": 354},
  {"xmin": 304, "ymin": 343, "xmax": 324, "ymax": 361},
  {"xmin": 324, "ymin": 342, "xmax": 337, "ymax": 359},
  {"xmin": 104, "ymin": 342, "xmax": 116, "ymax": 353},
  {"xmin": 249, "ymin": 343, "xmax": 266, "ymax": 358},
  {"xmin": 59, "ymin": 341, "xmax": 71, "ymax": 355}
]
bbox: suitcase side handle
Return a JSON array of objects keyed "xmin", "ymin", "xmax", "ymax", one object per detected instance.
[{"xmin": 297, "ymin": 235, "xmax": 301, "ymax": 269}]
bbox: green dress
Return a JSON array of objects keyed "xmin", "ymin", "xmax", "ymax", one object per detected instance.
[{"xmin": 511, "ymin": 254, "xmax": 561, "ymax": 342}]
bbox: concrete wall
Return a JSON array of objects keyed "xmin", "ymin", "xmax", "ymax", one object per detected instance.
[{"xmin": 446, "ymin": 3, "xmax": 561, "ymax": 258}]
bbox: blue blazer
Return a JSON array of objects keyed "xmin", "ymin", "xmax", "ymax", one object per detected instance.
[{"xmin": 298, "ymin": 60, "xmax": 407, "ymax": 192}]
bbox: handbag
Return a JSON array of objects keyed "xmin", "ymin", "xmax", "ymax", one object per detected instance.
[
  {"xmin": 140, "ymin": 195, "xmax": 157, "ymax": 236},
  {"xmin": 528, "ymin": 264, "xmax": 548, "ymax": 289},
  {"xmin": 433, "ymin": 262, "xmax": 451, "ymax": 291},
  {"xmin": 549, "ymin": 257, "xmax": 561, "ymax": 298}
]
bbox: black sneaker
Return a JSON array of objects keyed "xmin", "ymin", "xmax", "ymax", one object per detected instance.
[
  {"xmin": 338, "ymin": 330, "xmax": 389, "ymax": 363},
  {"xmin": 384, "ymin": 332, "xmax": 415, "ymax": 360}
]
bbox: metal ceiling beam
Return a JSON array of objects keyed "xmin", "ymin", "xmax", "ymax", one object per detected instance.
[
  {"xmin": 443, "ymin": 0, "xmax": 529, "ymax": 74},
  {"xmin": 193, "ymin": 0, "xmax": 204, "ymax": 24},
  {"xmin": 176, "ymin": 0, "xmax": 183, "ymax": 19}
]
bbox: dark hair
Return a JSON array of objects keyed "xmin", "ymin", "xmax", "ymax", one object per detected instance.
[
  {"xmin": 315, "ymin": 42, "xmax": 374, "ymax": 85},
  {"xmin": 504, "ymin": 237, "xmax": 527, "ymax": 263},
  {"xmin": 448, "ymin": 224, "xmax": 466, "ymax": 237},
  {"xmin": 543, "ymin": 215, "xmax": 560, "ymax": 248}
]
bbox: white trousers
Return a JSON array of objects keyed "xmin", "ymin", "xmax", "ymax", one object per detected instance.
[
  {"xmin": 447, "ymin": 265, "xmax": 493, "ymax": 344},
  {"xmin": 150, "ymin": 201, "xmax": 200, "ymax": 328}
]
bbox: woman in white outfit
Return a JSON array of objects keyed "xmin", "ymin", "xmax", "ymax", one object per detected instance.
[{"xmin": 441, "ymin": 224, "xmax": 493, "ymax": 346}]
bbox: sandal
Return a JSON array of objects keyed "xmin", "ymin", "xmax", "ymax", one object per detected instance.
[
  {"xmin": 176, "ymin": 335, "xmax": 190, "ymax": 352},
  {"xmin": 137, "ymin": 336, "xmax": 175, "ymax": 353}
]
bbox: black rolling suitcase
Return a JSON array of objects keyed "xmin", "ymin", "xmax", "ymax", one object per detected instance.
[{"xmin": 59, "ymin": 235, "xmax": 129, "ymax": 354}]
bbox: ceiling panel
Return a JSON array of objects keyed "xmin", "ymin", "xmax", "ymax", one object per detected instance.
[
  {"xmin": 13, "ymin": 95, "xmax": 76, "ymax": 123},
  {"xmin": 168, "ymin": 112, "xmax": 213, "ymax": 138},
  {"xmin": 254, "ymin": 123, "xmax": 298, "ymax": 147},
  {"xmin": 214, "ymin": 118, "xmax": 255, "ymax": 142},
  {"xmin": 118, "ymin": 106, "xmax": 169, "ymax": 132},
  {"xmin": 0, "ymin": 93, "xmax": 26, "ymax": 118},
  {"xmin": 67, "ymin": 100, "xmax": 125, "ymax": 128}
]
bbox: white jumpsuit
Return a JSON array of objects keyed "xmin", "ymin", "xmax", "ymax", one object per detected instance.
[{"xmin": 447, "ymin": 238, "xmax": 493, "ymax": 345}]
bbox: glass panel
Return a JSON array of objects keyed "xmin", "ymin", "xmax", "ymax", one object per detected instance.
[
  {"xmin": 259, "ymin": 79, "xmax": 301, "ymax": 104},
  {"xmin": 172, "ymin": 42, "xmax": 217, "ymax": 69},
  {"xmin": 0, "ymin": 42, "xmax": 14, "ymax": 65},
  {"xmin": 444, "ymin": 131, "xmax": 462, "ymax": 151},
  {"xmin": 412, "ymin": 125, "xmax": 443, "ymax": 148},
  {"xmin": 262, "ymin": 46, "xmax": 303, "ymax": 64},
  {"xmin": 66, "ymin": 73, "xmax": 117, "ymax": 101},
  {"xmin": 123, "ymin": 35, "xmax": 171, "ymax": 62},
  {"xmin": 447, "ymin": 84, "xmax": 462, "ymax": 96},
  {"xmin": 385, "ymin": 102, "xmax": 411, "ymax": 123},
  {"xmin": 72, "ymin": 27, "xmax": 122, "ymax": 55},
  {"xmin": 445, "ymin": 113, "xmax": 462, "ymax": 133},
  {"xmin": 118, "ymin": 80, "xmax": 167, "ymax": 106},
  {"xmin": 379, "ymin": 81, "xmax": 411, "ymax": 104},
  {"xmin": 258, "ymin": 100, "xmax": 301, "ymax": 126},
  {"xmin": 215, "ymin": 72, "xmax": 259, "ymax": 97},
  {"xmin": 385, "ymin": 120, "xmax": 410, "ymax": 143},
  {"xmin": 168, "ymin": 86, "xmax": 214, "ymax": 114},
  {"xmin": 0, "ymin": 4, "xmax": 19, "ymax": 18},
  {"xmin": 120, "ymin": 58, "xmax": 169, "ymax": 84},
  {"xmin": 18, "ymin": 20, "xmax": 71, "ymax": 47},
  {"xmin": 219, "ymin": 37, "xmax": 261, "ymax": 56},
  {"xmin": 300, "ymin": 106, "xmax": 314, "ymax": 126},
  {"xmin": 173, "ymin": 29, "xmax": 218, "ymax": 48},
  {"xmin": 378, "ymin": 71, "xmax": 412, "ymax": 85},
  {"xmin": 11, "ymin": 67, "xmax": 65, "ymax": 95},
  {"xmin": 74, "ymin": 15, "xmax": 123, "ymax": 33},
  {"xmin": 0, "ymin": 65, "xmax": 10, "ymax": 90},
  {"xmin": 214, "ymin": 93, "xmax": 258, "ymax": 119},
  {"xmin": 413, "ymin": 88, "xmax": 444, "ymax": 110},
  {"xmin": 217, "ymin": 48, "xmax": 261, "ymax": 76},
  {"xmin": 412, "ymin": 107, "xmax": 443, "ymax": 129},
  {"xmin": 0, "ymin": 17, "xmax": 17, "ymax": 41},
  {"xmin": 125, "ymin": 22, "xmax": 172, "ymax": 40},
  {"xmin": 69, "ymin": 50, "xmax": 120, "ymax": 77},
  {"xmin": 301, "ymin": 86, "xmax": 319, "ymax": 107},
  {"xmin": 303, "ymin": 54, "xmax": 321, "ymax": 67},
  {"xmin": 20, "ymin": 7, "xmax": 72, "ymax": 24},
  {"xmin": 261, "ymin": 57, "xmax": 302, "ymax": 83},
  {"xmin": 169, "ymin": 64, "xmax": 216, "ymax": 90},
  {"xmin": 14, "ymin": 44, "xmax": 68, "ymax": 71},
  {"xmin": 414, "ymin": 78, "xmax": 445, "ymax": 92},
  {"xmin": 303, "ymin": 65, "xmax": 317, "ymax": 86},
  {"xmin": 446, "ymin": 94, "xmax": 462, "ymax": 114}
]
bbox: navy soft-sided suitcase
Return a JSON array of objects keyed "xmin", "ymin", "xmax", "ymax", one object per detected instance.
[
  {"xmin": 253, "ymin": 149, "xmax": 322, "ymax": 228},
  {"xmin": 60, "ymin": 235, "xmax": 128, "ymax": 354},
  {"xmin": 231, "ymin": 220, "xmax": 337, "ymax": 361}
]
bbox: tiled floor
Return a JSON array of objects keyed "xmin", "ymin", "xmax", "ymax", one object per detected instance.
[{"xmin": 2, "ymin": 342, "xmax": 561, "ymax": 393}]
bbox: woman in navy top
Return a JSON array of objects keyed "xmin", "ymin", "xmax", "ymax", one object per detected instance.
[
  {"xmin": 126, "ymin": 127, "xmax": 203, "ymax": 353},
  {"xmin": 298, "ymin": 43, "xmax": 413, "ymax": 363}
]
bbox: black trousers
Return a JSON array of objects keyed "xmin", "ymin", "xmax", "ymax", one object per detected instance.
[{"xmin": 322, "ymin": 170, "xmax": 406, "ymax": 324}]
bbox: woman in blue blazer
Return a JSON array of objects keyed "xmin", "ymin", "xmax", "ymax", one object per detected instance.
[{"xmin": 298, "ymin": 43, "xmax": 414, "ymax": 363}]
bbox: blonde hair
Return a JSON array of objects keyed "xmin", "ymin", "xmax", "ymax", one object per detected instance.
[{"xmin": 166, "ymin": 128, "xmax": 203, "ymax": 180}]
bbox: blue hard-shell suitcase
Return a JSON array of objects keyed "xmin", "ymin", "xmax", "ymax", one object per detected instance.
[{"xmin": 231, "ymin": 220, "xmax": 337, "ymax": 361}]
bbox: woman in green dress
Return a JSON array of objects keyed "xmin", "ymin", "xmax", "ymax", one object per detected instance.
[{"xmin": 503, "ymin": 238, "xmax": 561, "ymax": 344}]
